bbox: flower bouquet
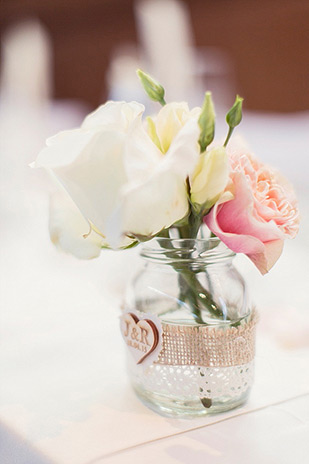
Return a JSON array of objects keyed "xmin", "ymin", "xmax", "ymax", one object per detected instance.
[{"xmin": 34, "ymin": 71, "xmax": 299, "ymax": 417}]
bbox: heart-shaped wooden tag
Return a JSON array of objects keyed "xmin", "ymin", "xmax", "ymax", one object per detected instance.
[{"xmin": 120, "ymin": 312, "xmax": 160, "ymax": 365}]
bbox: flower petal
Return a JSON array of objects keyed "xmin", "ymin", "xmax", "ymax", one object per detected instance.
[
  {"xmin": 49, "ymin": 191, "xmax": 105, "ymax": 259},
  {"xmin": 81, "ymin": 101, "xmax": 144, "ymax": 131},
  {"xmin": 35, "ymin": 129, "xmax": 96, "ymax": 168},
  {"xmin": 190, "ymin": 147, "xmax": 229, "ymax": 206},
  {"xmin": 248, "ymin": 239, "xmax": 284, "ymax": 275},
  {"xmin": 124, "ymin": 117, "xmax": 163, "ymax": 184},
  {"xmin": 205, "ymin": 172, "xmax": 285, "ymax": 274},
  {"xmin": 123, "ymin": 170, "xmax": 188, "ymax": 238},
  {"xmin": 50, "ymin": 130, "xmax": 128, "ymax": 242},
  {"xmin": 164, "ymin": 117, "xmax": 200, "ymax": 177},
  {"xmin": 155, "ymin": 102, "xmax": 190, "ymax": 153},
  {"xmin": 215, "ymin": 172, "xmax": 284, "ymax": 242}
]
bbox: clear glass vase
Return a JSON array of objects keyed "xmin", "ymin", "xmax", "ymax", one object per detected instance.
[{"xmin": 123, "ymin": 237, "xmax": 257, "ymax": 418}]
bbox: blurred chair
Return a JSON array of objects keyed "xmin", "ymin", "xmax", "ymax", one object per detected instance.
[
  {"xmin": 0, "ymin": 19, "xmax": 52, "ymax": 105},
  {"xmin": 134, "ymin": 0, "xmax": 235, "ymax": 110},
  {"xmin": 0, "ymin": 19, "xmax": 87, "ymax": 212},
  {"xmin": 0, "ymin": 19, "xmax": 52, "ymax": 196},
  {"xmin": 135, "ymin": 0, "xmax": 197, "ymax": 103},
  {"xmin": 194, "ymin": 46, "xmax": 236, "ymax": 114},
  {"xmin": 106, "ymin": 43, "xmax": 145, "ymax": 103}
]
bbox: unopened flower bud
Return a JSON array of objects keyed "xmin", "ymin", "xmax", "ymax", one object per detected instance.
[
  {"xmin": 198, "ymin": 91, "xmax": 215, "ymax": 153},
  {"xmin": 224, "ymin": 95, "xmax": 244, "ymax": 146},
  {"xmin": 226, "ymin": 95, "xmax": 243, "ymax": 128},
  {"xmin": 136, "ymin": 69, "xmax": 166, "ymax": 106}
]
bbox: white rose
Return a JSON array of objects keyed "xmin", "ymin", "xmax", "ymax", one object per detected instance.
[
  {"xmin": 34, "ymin": 101, "xmax": 200, "ymax": 256},
  {"xmin": 35, "ymin": 102, "xmax": 142, "ymax": 250}
]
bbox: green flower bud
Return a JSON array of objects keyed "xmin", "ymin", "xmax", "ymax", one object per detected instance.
[
  {"xmin": 224, "ymin": 95, "xmax": 244, "ymax": 147},
  {"xmin": 198, "ymin": 91, "xmax": 215, "ymax": 153},
  {"xmin": 226, "ymin": 95, "xmax": 243, "ymax": 128},
  {"xmin": 136, "ymin": 69, "xmax": 166, "ymax": 106}
]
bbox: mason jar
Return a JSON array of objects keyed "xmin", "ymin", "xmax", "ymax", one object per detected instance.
[{"xmin": 123, "ymin": 237, "xmax": 257, "ymax": 418}]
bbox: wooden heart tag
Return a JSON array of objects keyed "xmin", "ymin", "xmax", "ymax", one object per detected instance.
[{"xmin": 120, "ymin": 312, "xmax": 160, "ymax": 365}]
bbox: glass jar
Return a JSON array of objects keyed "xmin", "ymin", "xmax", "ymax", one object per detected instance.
[{"xmin": 124, "ymin": 237, "xmax": 256, "ymax": 418}]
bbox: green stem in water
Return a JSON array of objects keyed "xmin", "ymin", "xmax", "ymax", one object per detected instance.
[
  {"xmin": 177, "ymin": 267, "xmax": 222, "ymax": 319},
  {"xmin": 158, "ymin": 227, "xmax": 223, "ymax": 322},
  {"xmin": 177, "ymin": 273, "xmax": 204, "ymax": 324}
]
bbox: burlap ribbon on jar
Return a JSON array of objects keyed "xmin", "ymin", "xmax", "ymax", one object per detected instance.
[{"xmin": 156, "ymin": 311, "xmax": 258, "ymax": 368}]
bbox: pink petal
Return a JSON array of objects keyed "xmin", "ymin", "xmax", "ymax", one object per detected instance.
[
  {"xmin": 216, "ymin": 172, "xmax": 283, "ymax": 242},
  {"xmin": 248, "ymin": 239, "xmax": 284, "ymax": 275},
  {"xmin": 205, "ymin": 200, "xmax": 265, "ymax": 256},
  {"xmin": 204, "ymin": 171, "xmax": 284, "ymax": 274}
]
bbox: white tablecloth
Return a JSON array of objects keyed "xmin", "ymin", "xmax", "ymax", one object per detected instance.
[{"xmin": 0, "ymin": 104, "xmax": 308, "ymax": 463}]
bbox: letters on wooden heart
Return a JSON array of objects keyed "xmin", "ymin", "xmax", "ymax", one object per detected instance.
[{"xmin": 120, "ymin": 312, "xmax": 161, "ymax": 365}]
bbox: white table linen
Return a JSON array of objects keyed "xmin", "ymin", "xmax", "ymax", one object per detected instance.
[{"xmin": 0, "ymin": 107, "xmax": 308, "ymax": 463}]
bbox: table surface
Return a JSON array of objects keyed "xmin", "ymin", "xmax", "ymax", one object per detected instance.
[{"xmin": 0, "ymin": 102, "xmax": 309, "ymax": 464}]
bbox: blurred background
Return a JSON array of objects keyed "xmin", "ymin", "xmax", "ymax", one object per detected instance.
[{"xmin": 1, "ymin": 0, "xmax": 309, "ymax": 111}]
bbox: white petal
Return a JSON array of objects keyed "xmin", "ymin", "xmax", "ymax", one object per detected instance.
[
  {"xmin": 164, "ymin": 117, "xmax": 200, "ymax": 177},
  {"xmin": 81, "ymin": 101, "xmax": 144, "ymax": 131},
  {"xmin": 155, "ymin": 102, "xmax": 190, "ymax": 153},
  {"xmin": 123, "ymin": 171, "xmax": 188, "ymax": 237},
  {"xmin": 190, "ymin": 147, "xmax": 229, "ymax": 206},
  {"xmin": 49, "ymin": 191, "xmax": 104, "ymax": 259},
  {"xmin": 124, "ymin": 117, "xmax": 163, "ymax": 184},
  {"xmin": 51, "ymin": 130, "xmax": 128, "ymax": 242},
  {"xmin": 35, "ymin": 129, "xmax": 96, "ymax": 168}
]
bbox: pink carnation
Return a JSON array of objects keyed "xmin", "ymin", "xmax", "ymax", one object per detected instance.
[{"xmin": 204, "ymin": 149, "xmax": 299, "ymax": 274}]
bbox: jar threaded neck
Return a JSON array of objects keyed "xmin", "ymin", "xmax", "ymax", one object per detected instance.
[{"xmin": 141, "ymin": 237, "xmax": 235, "ymax": 265}]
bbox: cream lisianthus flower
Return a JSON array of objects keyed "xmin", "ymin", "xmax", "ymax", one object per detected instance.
[
  {"xmin": 34, "ymin": 101, "xmax": 200, "ymax": 256},
  {"xmin": 190, "ymin": 147, "xmax": 229, "ymax": 211},
  {"xmin": 122, "ymin": 102, "xmax": 201, "ymax": 239},
  {"xmin": 147, "ymin": 102, "xmax": 200, "ymax": 154},
  {"xmin": 146, "ymin": 102, "xmax": 229, "ymax": 214}
]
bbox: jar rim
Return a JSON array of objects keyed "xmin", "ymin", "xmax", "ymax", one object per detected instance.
[{"xmin": 141, "ymin": 236, "xmax": 236, "ymax": 263}]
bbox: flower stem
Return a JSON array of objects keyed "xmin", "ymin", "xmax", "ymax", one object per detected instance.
[
  {"xmin": 223, "ymin": 126, "xmax": 234, "ymax": 147},
  {"xmin": 176, "ymin": 267, "xmax": 223, "ymax": 319},
  {"xmin": 158, "ymin": 228, "xmax": 224, "ymax": 323}
]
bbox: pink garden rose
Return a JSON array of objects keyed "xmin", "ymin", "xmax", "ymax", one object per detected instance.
[{"xmin": 204, "ymin": 149, "xmax": 299, "ymax": 274}]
